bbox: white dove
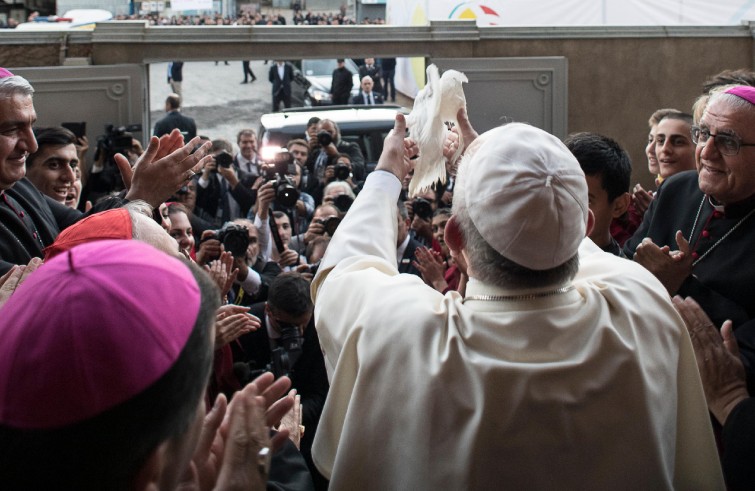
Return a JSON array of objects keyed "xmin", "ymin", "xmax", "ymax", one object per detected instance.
[{"xmin": 405, "ymin": 64, "xmax": 468, "ymax": 197}]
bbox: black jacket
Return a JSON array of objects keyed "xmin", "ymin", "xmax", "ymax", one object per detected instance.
[
  {"xmin": 153, "ymin": 110, "xmax": 197, "ymax": 140},
  {"xmin": 0, "ymin": 178, "xmax": 122, "ymax": 273},
  {"xmin": 330, "ymin": 67, "xmax": 353, "ymax": 104}
]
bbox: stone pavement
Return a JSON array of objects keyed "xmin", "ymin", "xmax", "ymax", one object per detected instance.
[{"xmin": 149, "ymin": 59, "xmax": 414, "ymax": 147}]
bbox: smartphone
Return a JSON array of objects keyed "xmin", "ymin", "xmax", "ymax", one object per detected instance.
[{"xmin": 61, "ymin": 122, "xmax": 86, "ymax": 139}]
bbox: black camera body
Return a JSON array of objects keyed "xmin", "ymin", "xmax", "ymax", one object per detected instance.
[
  {"xmin": 413, "ymin": 197, "xmax": 434, "ymax": 221},
  {"xmin": 319, "ymin": 216, "xmax": 341, "ymax": 236},
  {"xmin": 333, "ymin": 194, "xmax": 354, "ymax": 213},
  {"xmin": 263, "ymin": 150, "xmax": 300, "ymax": 208},
  {"xmin": 329, "ymin": 161, "xmax": 350, "ymax": 181},
  {"xmin": 233, "ymin": 322, "xmax": 304, "ymax": 382},
  {"xmin": 91, "ymin": 123, "xmax": 143, "ymax": 194},
  {"xmin": 317, "ymin": 130, "xmax": 333, "ymax": 147},
  {"xmin": 95, "ymin": 124, "xmax": 142, "ymax": 162},
  {"xmin": 199, "ymin": 223, "xmax": 250, "ymax": 259},
  {"xmin": 215, "ymin": 150, "xmax": 234, "ymax": 169},
  {"xmin": 269, "ymin": 323, "xmax": 304, "ymax": 378}
]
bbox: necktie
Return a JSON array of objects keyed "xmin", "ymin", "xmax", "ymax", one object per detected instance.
[{"xmin": 368, "ymin": 93, "xmax": 373, "ymax": 105}]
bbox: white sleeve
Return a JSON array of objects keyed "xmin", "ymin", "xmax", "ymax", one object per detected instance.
[{"xmin": 238, "ymin": 266, "xmax": 262, "ymax": 295}]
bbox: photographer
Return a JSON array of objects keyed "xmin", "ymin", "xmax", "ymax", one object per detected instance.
[
  {"xmin": 408, "ymin": 190, "xmax": 441, "ymax": 250},
  {"xmin": 194, "ymin": 139, "xmax": 256, "ymax": 227},
  {"xmin": 323, "ymin": 153, "xmax": 361, "ymax": 195},
  {"xmin": 84, "ymin": 124, "xmax": 143, "ymax": 203},
  {"xmin": 305, "ymin": 119, "xmax": 365, "ymax": 204},
  {"xmin": 289, "ymin": 203, "xmax": 341, "ymax": 256},
  {"xmin": 228, "ymin": 218, "xmax": 282, "ymax": 305},
  {"xmin": 273, "ymin": 211, "xmax": 308, "ymax": 271},
  {"xmin": 231, "ymin": 272, "xmax": 329, "ymax": 489}
]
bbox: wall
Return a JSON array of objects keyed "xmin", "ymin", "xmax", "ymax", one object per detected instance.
[{"xmin": 1, "ymin": 21, "xmax": 753, "ymax": 187}]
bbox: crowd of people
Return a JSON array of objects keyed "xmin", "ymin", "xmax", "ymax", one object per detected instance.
[
  {"xmin": 113, "ymin": 8, "xmax": 382, "ymax": 27},
  {"xmin": 2, "ymin": 60, "xmax": 755, "ymax": 490},
  {"xmin": 0, "ymin": 7, "xmax": 387, "ymax": 29}
]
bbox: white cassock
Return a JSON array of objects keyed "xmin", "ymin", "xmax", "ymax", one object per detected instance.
[{"xmin": 311, "ymin": 171, "xmax": 724, "ymax": 491}]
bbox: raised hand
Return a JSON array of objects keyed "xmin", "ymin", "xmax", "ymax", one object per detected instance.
[
  {"xmin": 672, "ymin": 296, "xmax": 748, "ymax": 425},
  {"xmin": 214, "ymin": 305, "xmax": 260, "ymax": 349},
  {"xmin": 117, "ymin": 130, "xmax": 212, "ymax": 208}
]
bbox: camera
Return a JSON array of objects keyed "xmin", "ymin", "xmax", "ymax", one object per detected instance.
[
  {"xmin": 91, "ymin": 123, "xmax": 143, "ymax": 194},
  {"xmin": 329, "ymin": 160, "xmax": 351, "ymax": 181},
  {"xmin": 413, "ymin": 197, "xmax": 434, "ymax": 221},
  {"xmin": 95, "ymin": 123, "xmax": 142, "ymax": 163},
  {"xmin": 269, "ymin": 322, "xmax": 304, "ymax": 378},
  {"xmin": 215, "ymin": 150, "xmax": 233, "ymax": 169},
  {"xmin": 233, "ymin": 322, "xmax": 303, "ymax": 381},
  {"xmin": 318, "ymin": 216, "xmax": 342, "ymax": 236},
  {"xmin": 317, "ymin": 130, "xmax": 333, "ymax": 147},
  {"xmin": 199, "ymin": 223, "xmax": 250, "ymax": 259},
  {"xmin": 262, "ymin": 149, "xmax": 300, "ymax": 208},
  {"xmin": 333, "ymin": 194, "xmax": 354, "ymax": 213}
]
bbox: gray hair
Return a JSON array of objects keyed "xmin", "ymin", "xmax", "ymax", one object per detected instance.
[
  {"xmin": 0, "ymin": 75, "xmax": 34, "ymax": 98},
  {"xmin": 323, "ymin": 180, "xmax": 355, "ymax": 200},
  {"xmin": 124, "ymin": 200, "xmax": 154, "ymax": 240},
  {"xmin": 705, "ymin": 89, "xmax": 755, "ymax": 117}
]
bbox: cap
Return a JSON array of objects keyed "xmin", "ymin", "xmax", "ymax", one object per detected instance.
[
  {"xmin": 460, "ymin": 123, "xmax": 588, "ymax": 270},
  {"xmin": 0, "ymin": 67, "xmax": 14, "ymax": 78},
  {"xmin": 0, "ymin": 240, "xmax": 202, "ymax": 429},
  {"xmin": 725, "ymin": 85, "xmax": 755, "ymax": 105},
  {"xmin": 44, "ymin": 208, "xmax": 132, "ymax": 260}
]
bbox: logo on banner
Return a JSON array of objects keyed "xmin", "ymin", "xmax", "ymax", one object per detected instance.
[{"xmin": 447, "ymin": 1, "xmax": 501, "ymax": 26}]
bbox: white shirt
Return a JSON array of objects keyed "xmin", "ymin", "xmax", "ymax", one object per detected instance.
[{"xmin": 310, "ymin": 171, "xmax": 724, "ymax": 490}]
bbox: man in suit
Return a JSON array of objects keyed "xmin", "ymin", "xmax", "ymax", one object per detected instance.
[
  {"xmin": 153, "ymin": 93, "xmax": 197, "ymax": 140},
  {"xmin": 351, "ymin": 76, "xmax": 384, "ymax": 106},
  {"xmin": 0, "ymin": 70, "xmax": 211, "ymax": 274},
  {"xmin": 194, "ymin": 139, "xmax": 255, "ymax": 227},
  {"xmin": 241, "ymin": 61, "xmax": 257, "ymax": 84},
  {"xmin": 379, "ymin": 57, "xmax": 397, "ymax": 102},
  {"xmin": 330, "ymin": 59, "xmax": 353, "ymax": 106},
  {"xmin": 397, "ymin": 200, "xmax": 422, "ymax": 276},
  {"xmin": 269, "ymin": 60, "xmax": 294, "ymax": 112},
  {"xmin": 167, "ymin": 60, "xmax": 183, "ymax": 98},
  {"xmin": 234, "ymin": 128, "xmax": 261, "ymax": 178},
  {"xmin": 232, "ymin": 272, "xmax": 329, "ymax": 488},
  {"xmin": 358, "ymin": 57, "xmax": 382, "ymax": 94}
]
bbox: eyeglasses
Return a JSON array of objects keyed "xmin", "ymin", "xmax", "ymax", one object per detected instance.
[{"xmin": 691, "ymin": 126, "xmax": 755, "ymax": 156}]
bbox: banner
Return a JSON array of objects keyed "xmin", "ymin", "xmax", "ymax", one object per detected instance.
[
  {"xmin": 387, "ymin": 0, "xmax": 755, "ymax": 97},
  {"xmin": 170, "ymin": 0, "xmax": 213, "ymax": 11},
  {"xmin": 387, "ymin": 0, "xmax": 755, "ymax": 27}
]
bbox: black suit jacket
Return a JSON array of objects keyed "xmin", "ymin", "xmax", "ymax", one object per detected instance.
[
  {"xmin": 269, "ymin": 63, "xmax": 294, "ymax": 98},
  {"xmin": 0, "ymin": 179, "xmax": 121, "ymax": 273},
  {"xmin": 358, "ymin": 64, "xmax": 383, "ymax": 93},
  {"xmin": 232, "ymin": 303, "xmax": 328, "ymax": 432},
  {"xmin": 193, "ymin": 174, "xmax": 256, "ymax": 226},
  {"xmin": 398, "ymin": 236, "xmax": 423, "ymax": 277},
  {"xmin": 351, "ymin": 91, "xmax": 384, "ymax": 105},
  {"xmin": 153, "ymin": 110, "xmax": 197, "ymax": 140}
]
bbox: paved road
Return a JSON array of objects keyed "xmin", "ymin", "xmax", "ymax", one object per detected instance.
[
  {"xmin": 150, "ymin": 60, "xmax": 272, "ymax": 144},
  {"xmin": 149, "ymin": 59, "xmax": 413, "ymax": 149}
]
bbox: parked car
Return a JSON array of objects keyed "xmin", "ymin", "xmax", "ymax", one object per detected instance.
[
  {"xmin": 290, "ymin": 59, "xmax": 362, "ymax": 107},
  {"xmin": 258, "ymin": 105, "xmax": 410, "ymax": 174}
]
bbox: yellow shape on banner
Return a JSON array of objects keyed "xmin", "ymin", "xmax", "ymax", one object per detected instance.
[
  {"xmin": 459, "ymin": 8, "xmax": 477, "ymax": 19},
  {"xmin": 410, "ymin": 4, "xmax": 428, "ymax": 90}
]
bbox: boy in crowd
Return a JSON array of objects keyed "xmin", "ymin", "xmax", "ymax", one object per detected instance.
[{"xmin": 564, "ymin": 132, "xmax": 631, "ymax": 257}]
